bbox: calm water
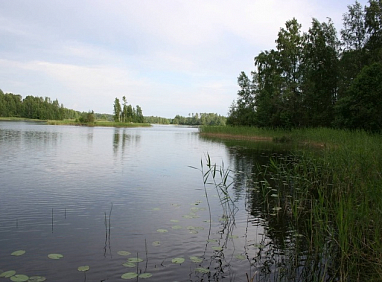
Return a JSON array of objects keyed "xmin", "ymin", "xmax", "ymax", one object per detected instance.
[{"xmin": 0, "ymin": 122, "xmax": 310, "ymax": 282}]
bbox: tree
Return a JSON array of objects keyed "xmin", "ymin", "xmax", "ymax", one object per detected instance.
[
  {"xmin": 334, "ymin": 62, "xmax": 382, "ymax": 132},
  {"xmin": 113, "ymin": 98, "xmax": 121, "ymax": 122},
  {"xmin": 301, "ymin": 18, "xmax": 340, "ymax": 127}
]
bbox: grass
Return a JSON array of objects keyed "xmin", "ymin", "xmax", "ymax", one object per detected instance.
[
  {"xmin": 200, "ymin": 125, "xmax": 382, "ymax": 281},
  {"xmin": 0, "ymin": 117, "xmax": 46, "ymax": 122},
  {"xmin": 46, "ymin": 119, "xmax": 151, "ymax": 128}
]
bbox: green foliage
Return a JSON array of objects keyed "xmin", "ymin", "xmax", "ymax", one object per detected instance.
[
  {"xmin": 0, "ymin": 91, "xmax": 79, "ymax": 120},
  {"xmin": 172, "ymin": 113, "xmax": 226, "ymax": 126},
  {"xmin": 228, "ymin": 0, "xmax": 382, "ymax": 131},
  {"xmin": 334, "ymin": 62, "xmax": 382, "ymax": 132},
  {"xmin": 113, "ymin": 97, "xmax": 144, "ymax": 123}
]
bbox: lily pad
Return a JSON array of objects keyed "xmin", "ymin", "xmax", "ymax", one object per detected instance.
[
  {"xmin": 121, "ymin": 272, "xmax": 138, "ymax": 279},
  {"xmin": 11, "ymin": 250, "xmax": 26, "ymax": 256},
  {"xmin": 122, "ymin": 262, "xmax": 135, "ymax": 268},
  {"xmin": 152, "ymin": 208, "xmax": 160, "ymax": 211},
  {"xmin": 189, "ymin": 230, "xmax": 198, "ymax": 234},
  {"xmin": 28, "ymin": 276, "xmax": 47, "ymax": 282},
  {"xmin": 139, "ymin": 273, "xmax": 153, "ymax": 278},
  {"xmin": 171, "ymin": 257, "xmax": 185, "ymax": 264},
  {"xmin": 156, "ymin": 228, "xmax": 168, "ymax": 233},
  {"xmin": 171, "ymin": 225, "xmax": 182, "ymax": 230},
  {"xmin": 170, "ymin": 219, "xmax": 179, "ymax": 223},
  {"xmin": 195, "ymin": 267, "xmax": 210, "ymax": 274},
  {"xmin": 127, "ymin": 257, "xmax": 143, "ymax": 263},
  {"xmin": 212, "ymin": 246, "xmax": 223, "ymax": 251},
  {"xmin": 190, "ymin": 256, "xmax": 203, "ymax": 263},
  {"xmin": 10, "ymin": 274, "xmax": 29, "ymax": 282},
  {"xmin": 48, "ymin": 253, "xmax": 63, "ymax": 260},
  {"xmin": 0, "ymin": 270, "xmax": 16, "ymax": 278},
  {"xmin": 235, "ymin": 254, "xmax": 246, "ymax": 260},
  {"xmin": 77, "ymin": 266, "xmax": 90, "ymax": 272},
  {"xmin": 152, "ymin": 241, "xmax": 161, "ymax": 246},
  {"xmin": 117, "ymin": 251, "xmax": 131, "ymax": 256}
]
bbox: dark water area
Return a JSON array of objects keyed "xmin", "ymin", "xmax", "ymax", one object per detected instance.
[{"xmin": 0, "ymin": 122, "xmax": 324, "ymax": 281}]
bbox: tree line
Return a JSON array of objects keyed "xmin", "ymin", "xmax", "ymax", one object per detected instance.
[
  {"xmin": 113, "ymin": 96, "xmax": 144, "ymax": 123},
  {"xmin": 227, "ymin": 0, "xmax": 382, "ymax": 132},
  {"xmin": 0, "ymin": 90, "xmax": 80, "ymax": 120},
  {"xmin": 172, "ymin": 113, "xmax": 226, "ymax": 126}
]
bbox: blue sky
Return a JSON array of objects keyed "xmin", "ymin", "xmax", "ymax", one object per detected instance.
[{"xmin": 0, "ymin": 0, "xmax": 368, "ymax": 118}]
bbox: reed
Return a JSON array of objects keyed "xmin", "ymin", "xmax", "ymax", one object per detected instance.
[{"xmin": 236, "ymin": 127, "xmax": 382, "ymax": 280}]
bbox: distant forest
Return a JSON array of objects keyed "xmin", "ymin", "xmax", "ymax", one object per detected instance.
[
  {"xmin": 228, "ymin": 0, "xmax": 382, "ymax": 132},
  {"xmin": 0, "ymin": 89, "xmax": 225, "ymax": 126}
]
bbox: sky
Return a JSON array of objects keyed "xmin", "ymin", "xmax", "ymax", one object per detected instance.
[{"xmin": 0, "ymin": 0, "xmax": 368, "ymax": 118}]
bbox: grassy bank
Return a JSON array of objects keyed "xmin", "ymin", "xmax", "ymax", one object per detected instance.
[
  {"xmin": 0, "ymin": 117, "xmax": 46, "ymax": 122},
  {"xmin": 46, "ymin": 119, "xmax": 151, "ymax": 128},
  {"xmin": 201, "ymin": 126, "xmax": 382, "ymax": 280}
]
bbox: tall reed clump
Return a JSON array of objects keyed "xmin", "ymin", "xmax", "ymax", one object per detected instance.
[{"xmin": 260, "ymin": 129, "xmax": 382, "ymax": 281}]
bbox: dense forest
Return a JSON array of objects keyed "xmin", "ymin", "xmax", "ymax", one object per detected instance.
[
  {"xmin": 227, "ymin": 0, "xmax": 382, "ymax": 132},
  {"xmin": 0, "ymin": 89, "xmax": 80, "ymax": 120},
  {"xmin": 113, "ymin": 96, "xmax": 144, "ymax": 123}
]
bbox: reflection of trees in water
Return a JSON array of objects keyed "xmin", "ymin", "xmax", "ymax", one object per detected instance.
[
  {"xmin": 113, "ymin": 128, "xmax": 141, "ymax": 158},
  {"xmin": 223, "ymin": 143, "xmax": 333, "ymax": 281}
]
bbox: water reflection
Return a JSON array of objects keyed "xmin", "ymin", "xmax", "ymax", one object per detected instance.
[
  {"xmin": 200, "ymin": 135, "xmax": 332, "ymax": 281},
  {"xmin": 113, "ymin": 128, "xmax": 141, "ymax": 158}
]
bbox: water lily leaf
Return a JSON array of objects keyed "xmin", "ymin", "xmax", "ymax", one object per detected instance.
[
  {"xmin": 207, "ymin": 239, "xmax": 217, "ymax": 243},
  {"xmin": 171, "ymin": 225, "xmax": 182, "ymax": 229},
  {"xmin": 0, "ymin": 270, "xmax": 16, "ymax": 278},
  {"xmin": 117, "ymin": 251, "xmax": 131, "ymax": 256},
  {"xmin": 270, "ymin": 194, "xmax": 278, "ymax": 197},
  {"xmin": 48, "ymin": 253, "xmax": 63, "ymax": 260},
  {"xmin": 189, "ymin": 230, "xmax": 198, "ymax": 234},
  {"xmin": 235, "ymin": 254, "xmax": 246, "ymax": 260},
  {"xmin": 186, "ymin": 226, "xmax": 195, "ymax": 230},
  {"xmin": 127, "ymin": 257, "xmax": 143, "ymax": 263},
  {"xmin": 152, "ymin": 208, "xmax": 160, "ymax": 211},
  {"xmin": 122, "ymin": 262, "xmax": 135, "ymax": 268},
  {"xmin": 152, "ymin": 241, "xmax": 161, "ymax": 246},
  {"xmin": 171, "ymin": 257, "xmax": 185, "ymax": 264},
  {"xmin": 229, "ymin": 235, "xmax": 238, "ymax": 239},
  {"xmin": 77, "ymin": 266, "xmax": 90, "ymax": 272},
  {"xmin": 170, "ymin": 219, "xmax": 179, "ymax": 223},
  {"xmin": 156, "ymin": 228, "xmax": 168, "ymax": 233},
  {"xmin": 121, "ymin": 272, "xmax": 138, "ymax": 279},
  {"xmin": 190, "ymin": 256, "xmax": 203, "ymax": 263},
  {"xmin": 28, "ymin": 276, "xmax": 46, "ymax": 282},
  {"xmin": 11, "ymin": 250, "xmax": 26, "ymax": 256},
  {"xmin": 182, "ymin": 215, "xmax": 193, "ymax": 219},
  {"xmin": 139, "ymin": 273, "xmax": 153, "ymax": 278},
  {"xmin": 212, "ymin": 246, "xmax": 223, "ymax": 251},
  {"xmin": 10, "ymin": 274, "xmax": 29, "ymax": 282},
  {"xmin": 195, "ymin": 267, "xmax": 209, "ymax": 274}
]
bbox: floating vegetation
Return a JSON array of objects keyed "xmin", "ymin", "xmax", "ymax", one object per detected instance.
[
  {"xmin": 117, "ymin": 251, "xmax": 131, "ymax": 256},
  {"xmin": 0, "ymin": 270, "xmax": 16, "ymax": 278},
  {"xmin": 156, "ymin": 228, "xmax": 168, "ymax": 233},
  {"xmin": 127, "ymin": 257, "xmax": 143, "ymax": 263},
  {"xmin": 122, "ymin": 262, "xmax": 135, "ymax": 268},
  {"xmin": 10, "ymin": 274, "xmax": 29, "ymax": 282},
  {"xmin": 235, "ymin": 254, "xmax": 246, "ymax": 260},
  {"xmin": 190, "ymin": 256, "xmax": 203, "ymax": 263},
  {"xmin": 77, "ymin": 266, "xmax": 90, "ymax": 272},
  {"xmin": 47, "ymin": 254, "xmax": 63, "ymax": 260},
  {"xmin": 139, "ymin": 273, "xmax": 152, "ymax": 278},
  {"xmin": 171, "ymin": 225, "xmax": 182, "ymax": 230},
  {"xmin": 152, "ymin": 208, "xmax": 160, "ymax": 211},
  {"xmin": 121, "ymin": 272, "xmax": 138, "ymax": 279},
  {"xmin": 171, "ymin": 257, "xmax": 185, "ymax": 264},
  {"xmin": 195, "ymin": 267, "xmax": 209, "ymax": 274},
  {"xmin": 170, "ymin": 219, "xmax": 179, "ymax": 223},
  {"xmin": 212, "ymin": 246, "xmax": 223, "ymax": 251},
  {"xmin": 152, "ymin": 241, "xmax": 161, "ymax": 246},
  {"xmin": 11, "ymin": 250, "xmax": 25, "ymax": 256},
  {"xmin": 27, "ymin": 276, "xmax": 46, "ymax": 282}
]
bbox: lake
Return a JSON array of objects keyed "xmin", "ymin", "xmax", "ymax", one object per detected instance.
[{"xmin": 0, "ymin": 121, "xmax": 317, "ymax": 282}]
